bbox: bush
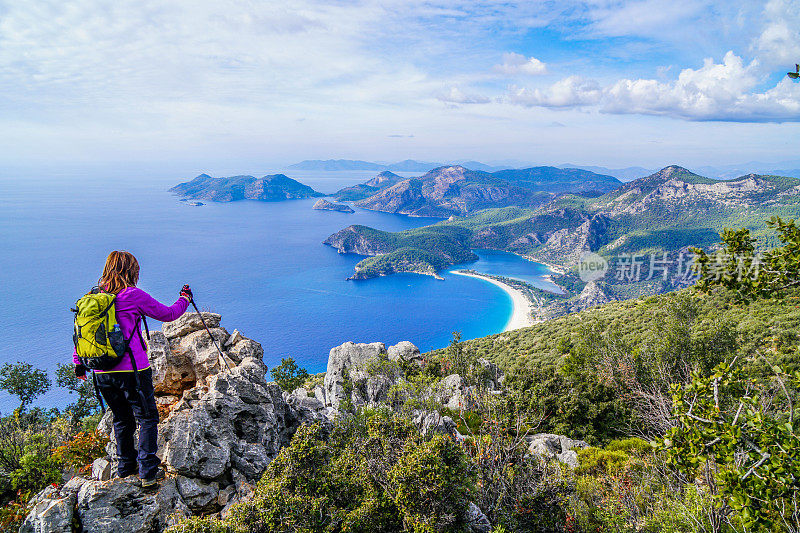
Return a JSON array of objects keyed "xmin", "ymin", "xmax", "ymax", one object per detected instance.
[
  {"xmin": 170, "ymin": 411, "xmax": 476, "ymax": 533},
  {"xmin": 390, "ymin": 435, "xmax": 473, "ymax": 532},
  {"xmin": 269, "ymin": 358, "xmax": 309, "ymax": 392},
  {"xmin": 51, "ymin": 431, "xmax": 109, "ymax": 473}
]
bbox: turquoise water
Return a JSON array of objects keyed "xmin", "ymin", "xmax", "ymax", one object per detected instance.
[
  {"xmin": 0, "ymin": 168, "xmax": 554, "ymax": 411},
  {"xmin": 450, "ymin": 248, "xmax": 563, "ymax": 293}
]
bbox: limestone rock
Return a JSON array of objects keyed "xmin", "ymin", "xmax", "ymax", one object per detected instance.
[
  {"xmin": 527, "ymin": 433, "xmax": 588, "ymax": 467},
  {"xmin": 169, "ymin": 327, "xmax": 230, "ymax": 383},
  {"xmin": 159, "ymin": 358, "xmax": 291, "ymax": 481},
  {"xmin": 162, "ymin": 312, "xmax": 221, "ymax": 339},
  {"xmin": 313, "ymin": 385, "xmax": 327, "ymax": 405},
  {"xmin": 438, "ymin": 374, "xmax": 468, "ymax": 409},
  {"xmin": 23, "ymin": 312, "xmax": 320, "ymax": 532},
  {"xmin": 324, "ymin": 341, "xmax": 386, "ymax": 409},
  {"xmin": 92, "ymin": 458, "xmax": 112, "ymax": 481},
  {"xmin": 387, "ymin": 341, "xmax": 422, "ymax": 364},
  {"xmin": 176, "ymin": 476, "xmax": 219, "ymax": 512},
  {"xmin": 20, "ymin": 486, "xmax": 76, "ymax": 533},
  {"xmin": 226, "ymin": 338, "xmax": 264, "ymax": 364},
  {"xmin": 76, "ymin": 477, "xmax": 189, "ymax": 533},
  {"xmin": 466, "ymin": 502, "xmax": 492, "ymax": 533},
  {"xmin": 224, "ymin": 329, "xmax": 243, "ymax": 347},
  {"xmin": 365, "ymin": 374, "xmax": 394, "ymax": 405},
  {"xmin": 148, "ymin": 331, "xmax": 196, "ymax": 395},
  {"xmin": 413, "ymin": 410, "xmax": 462, "ymax": 440}
]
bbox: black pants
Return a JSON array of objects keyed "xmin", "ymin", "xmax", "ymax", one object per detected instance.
[{"xmin": 95, "ymin": 368, "xmax": 160, "ymax": 479}]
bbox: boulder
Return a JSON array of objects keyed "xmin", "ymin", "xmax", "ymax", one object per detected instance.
[
  {"xmin": 76, "ymin": 477, "xmax": 189, "ymax": 533},
  {"xmin": 159, "ymin": 357, "xmax": 292, "ymax": 481},
  {"xmin": 324, "ymin": 341, "xmax": 386, "ymax": 409},
  {"xmin": 466, "ymin": 502, "xmax": 492, "ymax": 533},
  {"xmin": 226, "ymin": 338, "xmax": 264, "ymax": 364},
  {"xmin": 92, "ymin": 458, "xmax": 112, "ymax": 481},
  {"xmin": 176, "ymin": 476, "xmax": 219, "ymax": 512},
  {"xmin": 387, "ymin": 341, "xmax": 422, "ymax": 365},
  {"xmin": 412, "ymin": 410, "xmax": 463, "ymax": 440},
  {"xmin": 313, "ymin": 385, "xmax": 327, "ymax": 405},
  {"xmin": 437, "ymin": 374, "xmax": 468, "ymax": 409},
  {"xmin": 162, "ymin": 312, "xmax": 221, "ymax": 339},
  {"xmin": 20, "ymin": 481, "xmax": 80, "ymax": 533},
  {"xmin": 365, "ymin": 374, "xmax": 394, "ymax": 405},
  {"xmin": 526, "ymin": 433, "xmax": 588, "ymax": 467},
  {"xmin": 224, "ymin": 329, "xmax": 243, "ymax": 347},
  {"xmin": 169, "ymin": 326, "xmax": 230, "ymax": 383},
  {"xmin": 148, "ymin": 331, "xmax": 196, "ymax": 395}
]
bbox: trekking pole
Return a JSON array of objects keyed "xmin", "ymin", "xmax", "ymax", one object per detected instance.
[{"xmin": 189, "ymin": 299, "xmax": 234, "ymax": 372}]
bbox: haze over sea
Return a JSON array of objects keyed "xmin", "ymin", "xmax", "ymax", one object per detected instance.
[{"xmin": 0, "ymin": 167, "xmax": 555, "ymax": 411}]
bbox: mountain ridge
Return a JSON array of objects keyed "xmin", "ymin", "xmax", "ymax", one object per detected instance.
[{"xmin": 338, "ymin": 165, "xmax": 621, "ymax": 217}]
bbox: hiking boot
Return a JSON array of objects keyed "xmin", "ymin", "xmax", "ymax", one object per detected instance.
[{"xmin": 140, "ymin": 468, "xmax": 165, "ymax": 489}]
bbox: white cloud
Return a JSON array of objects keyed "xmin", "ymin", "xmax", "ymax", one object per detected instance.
[
  {"xmin": 506, "ymin": 52, "xmax": 800, "ymax": 122},
  {"xmin": 437, "ymin": 87, "xmax": 491, "ymax": 104},
  {"xmin": 506, "ymin": 76, "xmax": 602, "ymax": 108},
  {"xmin": 493, "ymin": 52, "xmax": 547, "ymax": 75},
  {"xmin": 753, "ymin": 0, "xmax": 800, "ymax": 67}
]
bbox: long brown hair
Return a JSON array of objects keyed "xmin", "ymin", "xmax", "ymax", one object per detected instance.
[{"xmin": 99, "ymin": 251, "xmax": 139, "ymax": 294}]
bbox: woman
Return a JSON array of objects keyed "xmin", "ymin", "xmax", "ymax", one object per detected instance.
[{"xmin": 73, "ymin": 250, "xmax": 192, "ymax": 488}]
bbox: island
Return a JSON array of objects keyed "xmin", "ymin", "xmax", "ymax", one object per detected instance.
[
  {"xmin": 312, "ymin": 199, "xmax": 355, "ymax": 213},
  {"xmin": 170, "ymin": 173, "xmax": 324, "ymax": 202}
]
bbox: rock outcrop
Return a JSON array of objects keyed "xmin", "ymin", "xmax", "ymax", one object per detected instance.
[
  {"xmin": 526, "ymin": 433, "xmax": 589, "ymax": 468},
  {"xmin": 23, "ymin": 312, "xmax": 328, "ymax": 533}
]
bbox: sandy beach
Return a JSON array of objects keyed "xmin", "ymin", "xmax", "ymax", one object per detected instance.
[{"xmin": 451, "ymin": 270, "xmax": 535, "ymax": 331}]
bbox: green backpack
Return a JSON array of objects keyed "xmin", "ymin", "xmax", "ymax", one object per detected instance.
[{"xmin": 72, "ymin": 288, "xmax": 142, "ymax": 370}]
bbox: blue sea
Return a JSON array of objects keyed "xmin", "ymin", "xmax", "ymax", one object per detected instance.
[{"xmin": 0, "ymin": 167, "xmax": 554, "ymax": 412}]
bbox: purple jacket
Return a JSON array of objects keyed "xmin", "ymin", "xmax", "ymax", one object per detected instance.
[{"xmin": 73, "ymin": 287, "xmax": 189, "ymax": 373}]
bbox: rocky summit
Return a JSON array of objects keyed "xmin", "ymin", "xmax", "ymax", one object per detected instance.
[
  {"xmin": 21, "ymin": 312, "xmax": 330, "ymax": 533},
  {"xmin": 21, "ymin": 316, "xmax": 583, "ymax": 533}
]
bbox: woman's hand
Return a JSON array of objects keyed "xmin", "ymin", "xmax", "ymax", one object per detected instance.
[
  {"xmin": 75, "ymin": 364, "xmax": 87, "ymax": 381},
  {"xmin": 180, "ymin": 284, "xmax": 193, "ymax": 302}
]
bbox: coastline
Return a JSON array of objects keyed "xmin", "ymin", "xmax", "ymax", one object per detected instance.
[{"xmin": 450, "ymin": 270, "xmax": 535, "ymax": 331}]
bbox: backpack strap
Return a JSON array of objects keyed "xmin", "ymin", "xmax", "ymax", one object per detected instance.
[
  {"xmin": 91, "ymin": 371, "xmax": 106, "ymax": 414},
  {"xmin": 126, "ymin": 316, "xmax": 155, "ymax": 418}
]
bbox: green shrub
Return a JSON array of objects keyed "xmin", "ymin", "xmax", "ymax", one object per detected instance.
[
  {"xmin": 390, "ymin": 435, "xmax": 473, "ymax": 532},
  {"xmin": 174, "ymin": 411, "xmax": 475, "ymax": 533},
  {"xmin": 269, "ymin": 358, "xmax": 309, "ymax": 392}
]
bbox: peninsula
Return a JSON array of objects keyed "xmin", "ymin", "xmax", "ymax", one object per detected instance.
[{"xmin": 313, "ymin": 199, "xmax": 355, "ymax": 213}]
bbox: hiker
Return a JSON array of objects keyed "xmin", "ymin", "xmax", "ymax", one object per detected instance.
[{"xmin": 72, "ymin": 250, "xmax": 192, "ymax": 488}]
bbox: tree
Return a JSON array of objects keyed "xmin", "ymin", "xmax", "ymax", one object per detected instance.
[
  {"xmin": 693, "ymin": 216, "xmax": 800, "ymax": 301},
  {"xmin": 270, "ymin": 358, "xmax": 309, "ymax": 392},
  {"xmin": 0, "ymin": 362, "xmax": 50, "ymax": 412},
  {"xmin": 55, "ymin": 363, "xmax": 99, "ymax": 423},
  {"xmin": 659, "ymin": 360, "xmax": 800, "ymax": 531}
]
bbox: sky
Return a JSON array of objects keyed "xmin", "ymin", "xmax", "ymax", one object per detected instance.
[{"xmin": 0, "ymin": 0, "xmax": 799, "ymax": 170}]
